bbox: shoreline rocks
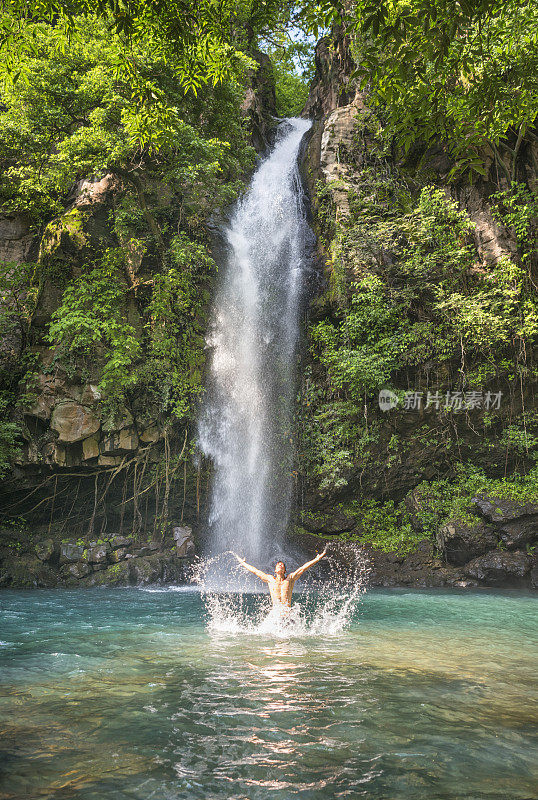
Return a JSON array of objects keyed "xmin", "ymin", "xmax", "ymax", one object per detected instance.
[
  {"xmin": 0, "ymin": 525, "xmax": 196, "ymax": 589},
  {"xmin": 289, "ymin": 495, "xmax": 537, "ymax": 590}
]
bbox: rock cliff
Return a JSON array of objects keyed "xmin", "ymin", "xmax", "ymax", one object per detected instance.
[
  {"xmin": 0, "ymin": 50, "xmax": 278, "ymax": 588},
  {"xmin": 294, "ymin": 29, "xmax": 537, "ymax": 588}
]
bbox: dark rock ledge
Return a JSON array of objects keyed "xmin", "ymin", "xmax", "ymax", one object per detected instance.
[
  {"xmin": 290, "ymin": 497, "xmax": 538, "ymax": 590},
  {"xmin": 0, "ymin": 526, "xmax": 195, "ymax": 589}
]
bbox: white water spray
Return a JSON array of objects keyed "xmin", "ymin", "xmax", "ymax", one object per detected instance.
[
  {"xmin": 191, "ymin": 546, "xmax": 371, "ymax": 638},
  {"xmin": 198, "ymin": 119, "xmax": 313, "ymax": 566}
]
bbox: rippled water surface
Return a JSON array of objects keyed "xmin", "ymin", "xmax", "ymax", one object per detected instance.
[{"xmin": 1, "ymin": 588, "xmax": 537, "ymax": 799}]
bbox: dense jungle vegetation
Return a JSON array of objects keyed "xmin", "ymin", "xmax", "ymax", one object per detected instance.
[{"xmin": 0, "ymin": 0, "xmax": 537, "ymax": 555}]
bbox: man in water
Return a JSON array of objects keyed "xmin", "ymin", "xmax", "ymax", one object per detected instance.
[{"xmin": 234, "ymin": 547, "xmax": 328, "ymax": 611}]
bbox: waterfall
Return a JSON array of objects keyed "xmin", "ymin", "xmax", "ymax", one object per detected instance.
[{"xmin": 197, "ymin": 118, "xmax": 313, "ymax": 569}]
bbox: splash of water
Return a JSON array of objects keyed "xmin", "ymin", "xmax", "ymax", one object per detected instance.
[
  {"xmin": 197, "ymin": 118, "xmax": 314, "ymax": 568},
  {"xmin": 191, "ymin": 545, "xmax": 371, "ymax": 638}
]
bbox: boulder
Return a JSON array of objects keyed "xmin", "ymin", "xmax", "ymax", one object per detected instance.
[
  {"xmin": 59, "ymin": 543, "xmax": 84, "ymax": 564},
  {"xmin": 139, "ymin": 425, "xmax": 160, "ymax": 444},
  {"xmin": 173, "ymin": 526, "xmax": 195, "ymax": 557},
  {"xmin": 437, "ymin": 521, "xmax": 498, "ymax": 566},
  {"xmin": 129, "ymin": 554, "xmax": 164, "ymax": 585},
  {"xmin": 51, "ymin": 401, "xmax": 100, "ymax": 443},
  {"xmin": 0, "ymin": 212, "xmax": 35, "ymax": 263},
  {"xmin": 35, "ymin": 538, "xmax": 56, "ymax": 562},
  {"xmin": 473, "ymin": 497, "xmax": 538, "ymax": 523},
  {"xmin": 109, "ymin": 546, "xmax": 128, "ymax": 563},
  {"xmin": 162, "ymin": 555, "xmax": 192, "ymax": 584},
  {"xmin": 84, "ymin": 543, "xmax": 110, "ymax": 564},
  {"xmin": 465, "ymin": 550, "xmax": 532, "ymax": 586},
  {"xmin": 109, "ymin": 535, "xmax": 132, "ymax": 549},
  {"xmin": 132, "ymin": 541, "xmax": 160, "ymax": 556},
  {"xmin": 82, "ymin": 560, "xmax": 131, "ymax": 587},
  {"xmin": 100, "ymin": 426, "xmax": 138, "ymax": 455},
  {"xmin": 0, "ymin": 555, "xmax": 57, "ymax": 588},
  {"xmin": 82, "ymin": 435, "xmax": 100, "ymax": 460},
  {"xmin": 498, "ymin": 518, "xmax": 538, "ymax": 550},
  {"xmin": 64, "ymin": 562, "xmax": 92, "ymax": 579}
]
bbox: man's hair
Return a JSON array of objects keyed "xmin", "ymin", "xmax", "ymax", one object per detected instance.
[{"xmin": 275, "ymin": 561, "xmax": 286, "ymax": 570}]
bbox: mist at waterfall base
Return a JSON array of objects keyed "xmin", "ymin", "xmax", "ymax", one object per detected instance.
[{"xmin": 197, "ymin": 118, "xmax": 314, "ymax": 588}]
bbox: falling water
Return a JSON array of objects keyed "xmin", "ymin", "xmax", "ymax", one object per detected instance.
[{"xmin": 197, "ymin": 118, "xmax": 313, "ymax": 569}]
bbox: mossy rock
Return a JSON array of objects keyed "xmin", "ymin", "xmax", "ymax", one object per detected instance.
[
  {"xmin": 81, "ymin": 560, "xmax": 131, "ymax": 587},
  {"xmin": 3, "ymin": 555, "xmax": 57, "ymax": 588}
]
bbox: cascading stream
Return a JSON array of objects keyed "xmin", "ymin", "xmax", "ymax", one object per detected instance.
[{"xmin": 197, "ymin": 118, "xmax": 313, "ymax": 574}]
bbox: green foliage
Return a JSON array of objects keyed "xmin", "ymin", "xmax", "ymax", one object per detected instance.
[
  {"xmin": 299, "ymin": 462, "xmax": 538, "ymax": 555},
  {"xmin": 310, "ymin": 181, "xmax": 538, "ymax": 410},
  {"xmin": 492, "ymin": 183, "xmax": 538, "ymax": 263},
  {"xmin": 0, "ymin": 260, "xmax": 39, "ymax": 351},
  {"xmin": 141, "ymin": 234, "xmax": 214, "ymax": 420},
  {"xmin": 265, "ymin": 38, "xmax": 313, "ymax": 117},
  {"xmin": 339, "ymin": 0, "xmax": 538, "ymax": 176},
  {"xmin": 1, "ymin": 0, "xmax": 277, "ymax": 102},
  {"xmin": 344, "ymin": 499, "xmax": 424, "ymax": 555},
  {"xmin": 0, "ymin": 17, "xmax": 255, "ymax": 223},
  {"xmin": 303, "ymin": 119, "xmax": 538, "ymax": 499},
  {"xmin": 0, "ymin": 392, "xmax": 21, "ymax": 480},
  {"xmin": 410, "ymin": 463, "xmax": 538, "ymax": 537},
  {"xmin": 48, "ymin": 248, "xmax": 141, "ymax": 397}
]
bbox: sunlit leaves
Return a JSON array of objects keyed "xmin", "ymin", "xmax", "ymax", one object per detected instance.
[{"xmin": 316, "ymin": 0, "xmax": 538, "ymax": 173}]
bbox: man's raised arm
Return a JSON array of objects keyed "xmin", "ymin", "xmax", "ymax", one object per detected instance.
[
  {"xmin": 234, "ymin": 554, "xmax": 271, "ymax": 582},
  {"xmin": 289, "ymin": 546, "xmax": 328, "ymax": 581}
]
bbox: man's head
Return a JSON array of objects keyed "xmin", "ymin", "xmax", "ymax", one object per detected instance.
[{"xmin": 274, "ymin": 561, "xmax": 286, "ymax": 578}]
